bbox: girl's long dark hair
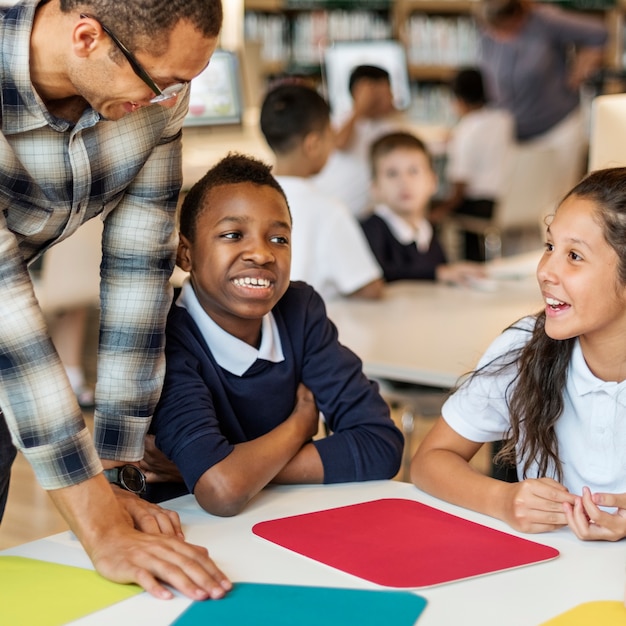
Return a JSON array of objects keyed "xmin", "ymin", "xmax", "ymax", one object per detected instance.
[{"xmin": 493, "ymin": 167, "xmax": 626, "ymax": 480}]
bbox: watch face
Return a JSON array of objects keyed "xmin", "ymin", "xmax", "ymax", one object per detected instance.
[{"xmin": 119, "ymin": 465, "xmax": 146, "ymax": 493}]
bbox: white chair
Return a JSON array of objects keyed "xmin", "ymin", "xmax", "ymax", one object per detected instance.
[
  {"xmin": 444, "ymin": 145, "xmax": 560, "ymax": 261},
  {"xmin": 588, "ymin": 92, "xmax": 626, "ymax": 172}
]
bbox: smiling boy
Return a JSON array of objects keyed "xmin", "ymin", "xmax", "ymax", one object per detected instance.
[{"xmin": 148, "ymin": 154, "xmax": 403, "ymax": 516}]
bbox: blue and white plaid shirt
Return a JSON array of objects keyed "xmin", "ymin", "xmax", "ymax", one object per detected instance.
[{"xmin": 0, "ymin": 1, "xmax": 188, "ymax": 489}]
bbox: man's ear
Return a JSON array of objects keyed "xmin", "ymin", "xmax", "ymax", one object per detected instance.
[
  {"xmin": 176, "ymin": 234, "xmax": 193, "ymax": 272},
  {"xmin": 72, "ymin": 15, "xmax": 105, "ymax": 59}
]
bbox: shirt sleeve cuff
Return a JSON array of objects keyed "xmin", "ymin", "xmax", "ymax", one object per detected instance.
[
  {"xmin": 20, "ymin": 428, "xmax": 102, "ymax": 490},
  {"xmin": 93, "ymin": 412, "xmax": 151, "ymax": 462}
]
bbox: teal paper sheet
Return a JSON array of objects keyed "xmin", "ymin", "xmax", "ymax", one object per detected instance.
[{"xmin": 173, "ymin": 582, "xmax": 427, "ymax": 625}]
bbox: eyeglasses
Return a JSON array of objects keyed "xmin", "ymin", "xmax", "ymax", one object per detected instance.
[{"xmin": 80, "ymin": 13, "xmax": 185, "ymax": 104}]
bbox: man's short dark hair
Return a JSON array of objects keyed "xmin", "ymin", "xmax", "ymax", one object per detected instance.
[
  {"xmin": 60, "ymin": 0, "xmax": 222, "ymax": 52},
  {"xmin": 348, "ymin": 65, "xmax": 390, "ymax": 96},
  {"xmin": 179, "ymin": 153, "xmax": 289, "ymax": 242},
  {"xmin": 451, "ymin": 68, "xmax": 488, "ymax": 106},
  {"xmin": 260, "ymin": 84, "xmax": 330, "ymax": 155}
]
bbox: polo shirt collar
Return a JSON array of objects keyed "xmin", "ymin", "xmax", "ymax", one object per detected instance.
[
  {"xmin": 176, "ymin": 278, "xmax": 284, "ymax": 376},
  {"xmin": 374, "ymin": 203, "xmax": 433, "ymax": 252},
  {"xmin": 571, "ymin": 340, "xmax": 626, "ymax": 406}
]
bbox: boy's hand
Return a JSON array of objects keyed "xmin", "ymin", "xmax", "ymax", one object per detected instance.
[
  {"xmin": 564, "ymin": 486, "xmax": 626, "ymax": 541},
  {"xmin": 435, "ymin": 261, "xmax": 487, "ymax": 286},
  {"xmin": 140, "ymin": 434, "xmax": 185, "ymax": 483},
  {"xmin": 292, "ymin": 382, "xmax": 320, "ymax": 441},
  {"xmin": 500, "ymin": 477, "xmax": 575, "ymax": 533}
]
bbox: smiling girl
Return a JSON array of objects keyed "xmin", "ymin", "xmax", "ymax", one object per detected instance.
[{"xmin": 411, "ymin": 167, "xmax": 626, "ymax": 541}]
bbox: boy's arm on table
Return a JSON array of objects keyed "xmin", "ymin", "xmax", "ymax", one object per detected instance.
[
  {"xmin": 194, "ymin": 383, "xmax": 321, "ymax": 517},
  {"xmin": 435, "ymin": 261, "xmax": 487, "ymax": 286},
  {"xmin": 411, "ymin": 416, "xmax": 575, "ymax": 533}
]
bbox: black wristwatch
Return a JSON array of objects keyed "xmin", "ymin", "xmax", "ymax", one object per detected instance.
[{"xmin": 103, "ymin": 464, "xmax": 147, "ymax": 495}]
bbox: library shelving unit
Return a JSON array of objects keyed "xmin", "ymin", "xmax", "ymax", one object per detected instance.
[
  {"xmin": 393, "ymin": 0, "xmax": 479, "ymax": 83},
  {"xmin": 243, "ymin": 0, "xmax": 626, "ymax": 125},
  {"xmin": 243, "ymin": 0, "xmax": 395, "ymax": 76}
]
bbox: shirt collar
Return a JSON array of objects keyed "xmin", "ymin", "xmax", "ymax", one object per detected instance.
[
  {"xmin": 373, "ymin": 203, "xmax": 433, "ymax": 252},
  {"xmin": 571, "ymin": 340, "xmax": 626, "ymax": 406},
  {"xmin": 176, "ymin": 278, "xmax": 284, "ymax": 376},
  {"xmin": 0, "ymin": 1, "xmax": 101, "ymax": 135}
]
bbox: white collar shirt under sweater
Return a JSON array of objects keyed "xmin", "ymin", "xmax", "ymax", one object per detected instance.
[{"xmin": 176, "ymin": 278, "xmax": 284, "ymax": 376}]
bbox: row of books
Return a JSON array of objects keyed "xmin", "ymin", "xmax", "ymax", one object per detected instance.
[
  {"xmin": 405, "ymin": 15, "xmax": 479, "ymax": 66},
  {"xmin": 245, "ymin": 10, "xmax": 479, "ymax": 70},
  {"xmin": 407, "ymin": 83, "xmax": 457, "ymax": 126},
  {"xmin": 244, "ymin": 11, "xmax": 392, "ymax": 67}
]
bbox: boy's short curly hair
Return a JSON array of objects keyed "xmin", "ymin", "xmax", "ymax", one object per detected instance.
[{"xmin": 179, "ymin": 153, "xmax": 290, "ymax": 242}]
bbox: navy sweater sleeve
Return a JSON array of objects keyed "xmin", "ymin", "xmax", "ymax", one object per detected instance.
[
  {"xmin": 360, "ymin": 214, "xmax": 447, "ymax": 282},
  {"xmin": 151, "ymin": 306, "xmax": 237, "ymax": 492},
  {"xmin": 280, "ymin": 284, "xmax": 404, "ymax": 482}
]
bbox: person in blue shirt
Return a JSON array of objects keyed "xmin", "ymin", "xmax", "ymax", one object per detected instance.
[{"xmin": 145, "ymin": 153, "xmax": 404, "ymax": 516}]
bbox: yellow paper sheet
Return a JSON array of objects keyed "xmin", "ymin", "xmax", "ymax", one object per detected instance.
[
  {"xmin": 0, "ymin": 556, "xmax": 142, "ymax": 626},
  {"xmin": 541, "ymin": 601, "xmax": 626, "ymax": 626}
]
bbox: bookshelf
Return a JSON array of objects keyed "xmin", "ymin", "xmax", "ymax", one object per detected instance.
[
  {"xmin": 394, "ymin": 0, "xmax": 479, "ymax": 81},
  {"xmin": 243, "ymin": 0, "xmax": 626, "ymax": 125},
  {"xmin": 243, "ymin": 1, "xmax": 394, "ymax": 75}
]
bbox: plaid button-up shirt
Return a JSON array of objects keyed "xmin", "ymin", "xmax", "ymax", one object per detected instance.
[{"xmin": 0, "ymin": 1, "xmax": 187, "ymax": 489}]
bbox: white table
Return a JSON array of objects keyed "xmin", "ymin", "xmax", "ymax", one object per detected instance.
[
  {"xmin": 3, "ymin": 480, "xmax": 624, "ymax": 625},
  {"xmin": 325, "ymin": 258, "xmax": 544, "ymax": 389}
]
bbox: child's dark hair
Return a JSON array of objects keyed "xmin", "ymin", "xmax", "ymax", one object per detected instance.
[
  {"xmin": 369, "ymin": 131, "xmax": 432, "ymax": 177},
  {"xmin": 451, "ymin": 68, "xmax": 487, "ymax": 107},
  {"xmin": 260, "ymin": 84, "xmax": 330, "ymax": 154},
  {"xmin": 179, "ymin": 153, "xmax": 289, "ymax": 242},
  {"xmin": 348, "ymin": 65, "xmax": 390, "ymax": 95},
  {"xmin": 490, "ymin": 167, "xmax": 626, "ymax": 480}
]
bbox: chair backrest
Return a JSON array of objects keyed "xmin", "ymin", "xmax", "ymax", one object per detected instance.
[
  {"xmin": 492, "ymin": 145, "xmax": 559, "ymax": 232},
  {"xmin": 588, "ymin": 92, "xmax": 626, "ymax": 172}
]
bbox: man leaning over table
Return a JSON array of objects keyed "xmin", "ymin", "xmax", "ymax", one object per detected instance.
[{"xmin": 0, "ymin": 0, "xmax": 232, "ymax": 600}]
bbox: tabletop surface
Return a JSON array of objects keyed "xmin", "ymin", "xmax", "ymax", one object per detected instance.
[
  {"xmin": 325, "ymin": 258, "xmax": 544, "ymax": 389},
  {"xmin": 4, "ymin": 480, "xmax": 625, "ymax": 626}
]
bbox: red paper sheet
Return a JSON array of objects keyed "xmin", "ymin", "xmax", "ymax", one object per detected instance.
[{"xmin": 252, "ymin": 498, "xmax": 559, "ymax": 588}]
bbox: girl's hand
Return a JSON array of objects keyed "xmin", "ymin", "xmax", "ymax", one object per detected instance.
[
  {"xmin": 501, "ymin": 477, "xmax": 576, "ymax": 533},
  {"xmin": 564, "ymin": 486, "xmax": 626, "ymax": 541}
]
